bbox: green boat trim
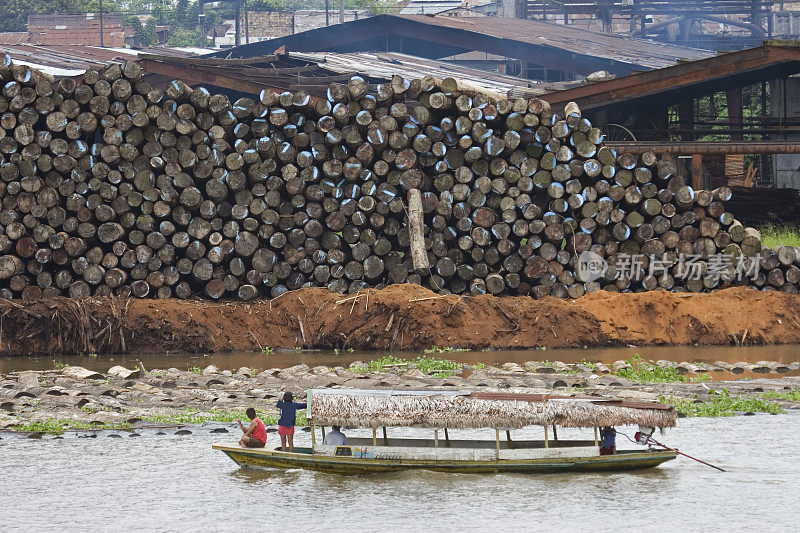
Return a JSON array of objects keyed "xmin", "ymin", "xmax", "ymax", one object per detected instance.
[{"xmin": 212, "ymin": 443, "xmax": 677, "ymax": 474}]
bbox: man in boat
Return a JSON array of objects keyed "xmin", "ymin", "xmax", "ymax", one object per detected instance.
[
  {"xmin": 323, "ymin": 426, "xmax": 347, "ymax": 446},
  {"xmin": 237, "ymin": 407, "xmax": 267, "ymax": 448},
  {"xmin": 599, "ymin": 426, "xmax": 617, "ymax": 455},
  {"xmin": 276, "ymin": 392, "xmax": 307, "ymax": 452}
]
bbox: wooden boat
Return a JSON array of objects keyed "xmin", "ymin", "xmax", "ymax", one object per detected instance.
[{"xmin": 214, "ymin": 389, "xmax": 678, "ymax": 474}]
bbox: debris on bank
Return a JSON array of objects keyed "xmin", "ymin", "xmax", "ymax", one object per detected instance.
[{"xmin": 1, "ymin": 361, "xmax": 799, "ymax": 434}]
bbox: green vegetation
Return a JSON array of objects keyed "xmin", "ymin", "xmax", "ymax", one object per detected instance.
[
  {"xmin": 614, "ymin": 355, "xmax": 711, "ymax": 383},
  {"xmin": 471, "ymin": 362, "xmax": 487, "ymax": 370},
  {"xmin": 0, "ymin": 0, "xmax": 119, "ymax": 32},
  {"xmin": 352, "ymin": 355, "xmax": 463, "ymax": 377},
  {"xmin": 663, "ymin": 389, "xmax": 785, "ymax": 417},
  {"xmin": 261, "ymin": 346, "xmax": 274, "ymax": 354},
  {"xmin": 53, "ymin": 360, "xmax": 67, "ymax": 370},
  {"xmin": 137, "ymin": 408, "xmax": 307, "ymax": 426},
  {"xmin": 413, "ymin": 355, "xmax": 462, "ymax": 376},
  {"xmin": 762, "ymin": 388, "xmax": 800, "ymax": 401},
  {"xmin": 351, "ymin": 355, "xmax": 406, "ymax": 373},
  {"xmin": 167, "ymin": 27, "xmax": 207, "ymax": 46},
  {"xmin": 424, "ymin": 345, "xmax": 468, "ymax": 354},
  {"xmin": 187, "ymin": 366, "xmax": 203, "ymax": 374},
  {"xmin": 758, "ymin": 223, "xmax": 800, "ymax": 249},
  {"xmin": 9, "ymin": 418, "xmax": 131, "ymax": 434},
  {"xmin": 538, "ymin": 360, "xmax": 577, "ymax": 374},
  {"xmin": 676, "ymin": 85, "xmax": 769, "ymax": 143},
  {"xmin": 249, "ymin": 0, "xmax": 392, "ymax": 11}
]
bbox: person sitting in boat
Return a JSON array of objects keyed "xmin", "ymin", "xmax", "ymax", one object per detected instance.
[
  {"xmin": 324, "ymin": 426, "xmax": 347, "ymax": 446},
  {"xmin": 276, "ymin": 392, "xmax": 307, "ymax": 452},
  {"xmin": 237, "ymin": 407, "xmax": 267, "ymax": 448},
  {"xmin": 599, "ymin": 426, "xmax": 617, "ymax": 455}
]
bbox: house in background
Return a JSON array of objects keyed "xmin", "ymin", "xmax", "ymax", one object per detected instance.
[{"xmin": 27, "ymin": 13, "xmax": 125, "ymax": 47}]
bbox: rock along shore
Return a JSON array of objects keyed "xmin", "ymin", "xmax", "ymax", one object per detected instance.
[
  {"xmin": 2, "ymin": 360, "xmax": 799, "ymax": 434},
  {"xmin": 2, "ymin": 284, "xmax": 800, "ymax": 357}
]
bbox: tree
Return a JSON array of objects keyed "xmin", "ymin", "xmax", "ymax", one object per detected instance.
[
  {"xmin": 171, "ymin": 0, "xmax": 188, "ymax": 28},
  {"xmin": 167, "ymin": 26, "xmax": 204, "ymax": 47},
  {"xmin": 141, "ymin": 17, "xmax": 158, "ymax": 45},
  {"xmin": 0, "ymin": 0, "xmax": 92, "ymax": 32},
  {"xmin": 83, "ymin": 0, "xmax": 122, "ymax": 12},
  {"xmin": 124, "ymin": 14, "xmax": 149, "ymax": 46}
]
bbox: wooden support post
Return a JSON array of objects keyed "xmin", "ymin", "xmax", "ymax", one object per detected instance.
[
  {"xmin": 407, "ymin": 189, "xmax": 429, "ymax": 271},
  {"xmin": 321, "ymin": 426, "xmax": 326, "ymax": 441},
  {"xmin": 382, "ymin": 426, "xmax": 388, "ymax": 446},
  {"xmin": 594, "ymin": 427, "xmax": 599, "ymax": 446},
  {"xmin": 311, "ymin": 425, "xmax": 315, "ymax": 447},
  {"xmin": 678, "ymin": 100, "xmax": 695, "ymax": 142},
  {"xmin": 727, "ymin": 88, "xmax": 744, "ymax": 141},
  {"xmin": 99, "ymin": 0, "xmax": 105, "ymax": 47},
  {"xmin": 434, "ymin": 429, "xmax": 439, "ymax": 448},
  {"xmin": 691, "ymin": 153, "xmax": 703, "ymax": 190},
  {"xmin": 506, "ymin": 430, "xmax": 513, "ymax": 450},
  {"xmin": 372, "ymin": 427, "xmax": 377, "ymax": 446},
  {"xmin": 544, "ymin": 426, "xmax": 549, "ymax": 448},
  {"xmin": 495, "ymin": 429, "xmax": 500, "ymax": 451},
  {"xmin": 444, "ymin": 428, "xmax": 450, "ymax": 448},
  {"xmin": 552, "ymin": 425, "xmax": 558, "ymax": 445}
]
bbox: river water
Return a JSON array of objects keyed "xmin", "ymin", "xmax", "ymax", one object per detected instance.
[
  {"xmin": 4, "ymin": 344, "xmax": 800, "ymax": 374},
  {"xmin": 2, "ymin": 412, "xmax": 798, "ymax": 532}
]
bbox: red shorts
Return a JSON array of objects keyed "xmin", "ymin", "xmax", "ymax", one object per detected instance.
[
  {"xmin": 278, "ymin": 425, "xmax": 295, "ymax": 436},
  {"xmin": 599, "ymin": 446, "xmax": 616, "ymax": 455}
]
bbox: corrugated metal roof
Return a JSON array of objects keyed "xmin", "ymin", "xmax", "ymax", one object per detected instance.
[
  {"xmin": 0, "ymin": 44, "xmax": 196, "ymax": 77},
  {"xmin": 395, "ymin": 14, "xmax": 713, "ymax": 69},
  {"xmin": 0, "ymin": 33, "xmax": 29, "ymax": 45},
  {"xmin": 293, "ymin": 51, "xmax": 576, "ymax": 96},
  {"xmin": 206, "ymin": 13, "xmax": 714, "ymax": 75}
]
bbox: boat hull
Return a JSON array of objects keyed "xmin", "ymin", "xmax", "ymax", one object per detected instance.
[{"xmin": 213, "ymin": 445, "xmax": 677, "ymax": 474}]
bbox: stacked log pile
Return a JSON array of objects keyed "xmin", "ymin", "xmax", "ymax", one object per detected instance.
[{"xmin": 0, "ymin": 56, "xmax": 796, "ymax": 300}]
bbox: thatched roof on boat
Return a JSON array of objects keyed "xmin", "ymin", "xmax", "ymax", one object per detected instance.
[{"xmin": 307, "ymin": 390, "xmax": 677, "ymax": 430}]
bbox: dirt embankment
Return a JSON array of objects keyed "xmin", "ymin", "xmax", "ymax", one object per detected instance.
[{"xmin": 1, "ymin": 285, "xmax": 799, "ymax": 356}]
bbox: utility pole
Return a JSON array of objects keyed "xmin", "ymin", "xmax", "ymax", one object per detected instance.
[
  {"xmin": 234, "ymin": 0, "xmax": 241, "ymax": 46},
  {"xmin": 339, "ymin": 0, "xmax": 344, "ymax": 24},
  {"xmin": 244, "ymin": 0, "xmax": 249, "ymax": 44},
  {"xmin": 199, "ymin": 1, "xmax": 206, "ymax": 48},
  {"xmin": 325, "ymin": 0, "xmax": 330, "ymax": 26},
  {"xmin": 99, "ymin": 0, "xmax": 105, "ymax": 47}
]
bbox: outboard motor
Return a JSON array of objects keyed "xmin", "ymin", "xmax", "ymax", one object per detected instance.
[{"xmin": 635, "ymin": 426, "xmax": 655, "ymax": 445}]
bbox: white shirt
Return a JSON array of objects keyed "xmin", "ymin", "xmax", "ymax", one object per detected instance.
[{"xmin": 324, "ymin": 429, "xmax": 347, "ymax": 446}]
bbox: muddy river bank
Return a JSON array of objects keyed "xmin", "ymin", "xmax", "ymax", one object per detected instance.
[{"xmin": 2, "ymin": 285, "xmax": 800, "ymax": 357}]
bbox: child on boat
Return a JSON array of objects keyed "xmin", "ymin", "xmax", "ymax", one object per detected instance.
[
  {"xmin": 276, "ymin": 392, "xmax": 307, "ymax": 452},
  {"xmin": 599, "ymin": 426, "xmax": 617, "ymax": 455},
  {"xmin": 237, "ymin": 407, "xmax": 267, "ymax": 448}
]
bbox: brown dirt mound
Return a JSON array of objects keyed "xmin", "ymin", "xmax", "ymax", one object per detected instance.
[{"xmin": 1, "ymin": 285, "xmax": 799, "ymax": 356}]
